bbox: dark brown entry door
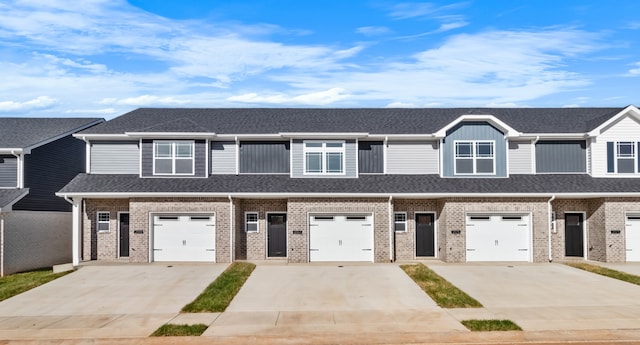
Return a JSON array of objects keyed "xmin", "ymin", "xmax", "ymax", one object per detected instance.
[
  {"xmin": 565, "ymin": 213, "xmax": 584, "ymax": 257},
  {"xmin": 119, "ymin": 213, "xmax": 130, "ymax": 257},
  {"xmin": 416, "ymin": 213, "xmax": 435, "ymax": 256},
  {"xmin": 268, "ymin": 214, "xmax": 287, "ymax": 257}
]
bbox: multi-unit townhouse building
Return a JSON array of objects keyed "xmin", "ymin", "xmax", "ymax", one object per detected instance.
[
  {"xmin": 56, "ymin": 106, "xmax": 640, "ymax": 266},
  {"xmin": 0, "ymin": 117, "xmax": 103, "ymax": 276}
]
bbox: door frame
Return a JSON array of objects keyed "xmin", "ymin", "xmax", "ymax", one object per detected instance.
[
  {"xmin": 117, "ymin": 212, "xmax": 130, "ymax": 258},
  {"xmin": 414, "ymin": 212, "xmax": 437, "ymax": 259},
  {"xmin": 266, "ymin": 212, "xmax": 287, "ymax": 258},
  {"xmin": 564, "ymin": 211, "xmax": 587, "ymax": 259}
]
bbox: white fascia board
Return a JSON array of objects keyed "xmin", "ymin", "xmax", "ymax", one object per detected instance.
[
  {"xmin": 587, "ymin": 105, "xmax": 640, "ymax": 137},
  {"xmin": 73, "ymin": 133, "xmax": 131, "ymax": 141},
  {"xmin": 434, "ymin": 114, "xmax": 520, "ymax": 137},
  {"xmin": 0, "ymin": 148, "xmax": 24, "ymax": 154},
  {"xmin": 377, "ymin": 134, "xmax": 437, "ymax": 140},
  {"xmin": 279, "ymin": 132, "xmax": 369, "ymax": 139},
  {"xmin": 23, "ymin": 119, "xmax": 105, "ymax": 152},
  {"xmin": 124, "ymin": 132, "xmax": 216, "ymax": 139},
  {"xmin": 215, "ymin": 134, "xmax": 283, "ymax": 140},
  {"xmin": 55, "ymin": 191, "xmax": 640, "ymax": 199},
  {"xmin": 522, "ymin": 133, "xmax": 590, "ymax": 139}
]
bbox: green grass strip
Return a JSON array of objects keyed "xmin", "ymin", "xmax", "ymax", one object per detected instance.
[
  {"xmin": 0, "ymin": 269, "xmax": 71, "ymax": 302},
  {"xmin": 461, "ymin": 319, "xmax": 522, "ymax": 332},
  {"xmin": 151, "ymin": 324, "xmax": 208, "ymax": 337},
  {"xmin": 400, "ymin": 263, "xmax": 482, "ymax": 308},
  {"xmin": 182, "ymin": 262, "xmax": 256, "ymax": 312},
  {"xmin": 565, "ymin": 262, "xmax": 640, "ymax": 286}
]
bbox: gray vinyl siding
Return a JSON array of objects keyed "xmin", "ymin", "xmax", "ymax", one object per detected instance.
[
  {"xmin": 386, "ymin": 141, "xmax": 439, "ymax": 174},
  {"xmin": 90, "ymin": 141, "xmax": 139, "ymax": 174},
  {"xmin": 0, "ymin": 155, "xmax": 17, "ymax": 187},
  {"xmin": 536, "ymin": 140, "xmax": 586, "ymax": 173},
  {"xmin": 291, "ymin": 139, "xmax": 357, "ymax": 178},
  {"xmin": 358, "ymin": 141, "xmax": 383, "ymax": 174},
  {"xmin": 211, "ymin": 141, "xmax": 237, "ymax": 175},
  {"xmin": 508, "ymin": 140, "xmax": 532, "ymax": 174},
  {"xmin": 13, "ymin": 135, "xmax": 86, "ymax": 212},
  {"xmin": 442, "ymin": 122, "xmax": 507, "ymax": 177},
  {"xmin": 239, "ymin": 141, "xmax": 289, "ymax": 174},
  {"xmin": 141, "ymin": 139, "xmax": 207, "ymax": 177}
]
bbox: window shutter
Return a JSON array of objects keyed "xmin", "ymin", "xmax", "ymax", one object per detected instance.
[{"xmin": 606, "ymin": 142, "xmax": 614, "ymax": 173}]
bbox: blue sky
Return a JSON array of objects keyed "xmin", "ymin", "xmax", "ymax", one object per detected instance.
[{"xmin": 1, "ymin": 0, "xmax": 639, "ymax": 118}]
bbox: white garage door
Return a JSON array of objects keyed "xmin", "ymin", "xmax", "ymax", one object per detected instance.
[
  {"xmin": 309, "ymin": 214, "xmax": 374, "ymax": 262},
  {"xmin": 466, "ymin": 214, "xmax": 530, "ymax": 262},
  {"xmin": 626, "ymin": 215, "xmax": 640, "ymax": 262},
  {"xmin": 153, "ymin": 214, "xmax": 216, "ymax": 262}
]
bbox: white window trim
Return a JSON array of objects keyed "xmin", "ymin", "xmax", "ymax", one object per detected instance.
[
  {"xmin": 453, "ymin": 140, "xmax": 496, "ymax": 175},
  {"xmin": 394, "ymin": 212, "xmax": 407, "ymax": 232},
  {"xmin": 97, "ymin": 211, "xmax": 110, "ymax": 233},
  {"xmin": 153, "ymin": 140, "xmax": 196, "ymax": 176},
  {"xmin": 614, "ymin": 141, "xmax": 638, "ymax": 174},
  {"xmin": 303, "ymin": 140, "xmax": 346, "ymax": 175},
  {"xmin": 245, "ymin": 212, "xmax": 259, "ymax": 233}
]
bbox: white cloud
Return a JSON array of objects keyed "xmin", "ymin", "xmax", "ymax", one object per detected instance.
[
  {"xmin": 227, "ymin": 88, "xmax": 350, "ymax": 105},
  {"xmin": 0, "ymin": 96, "xmax": 57, "ymax": 112},
  {"xmin": 100, "ymin": 95, "xmax": 191, "ymax": 106},
  {"xmin": 388, "ymin": 2, "xmax": 468, "ymax": 20},
  {"xmin": 356, "ymin": 26, "xmax": 391, "ymax": 36},
  {"xmin": 628, "ymin": 62, "xmax": 640, "ymax": 75},
  {"xmin": 385, "ymin": 102, "xmax": 416, "ymax": 108}
]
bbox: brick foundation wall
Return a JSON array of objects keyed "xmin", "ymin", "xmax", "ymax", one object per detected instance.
[
  {"xmin": 129, "ymin": 197, "xmax": 231, "ymax": 263},
  {"xmin": 551, "ymin": 199, "xmax": 590, "ymax": 261},
  {"xmin": 234, "ymin": 199, "xmax": 287, "ymax": 260},
  {"xmin": 603, "ymin": 198, "xmax": 640, "ymax": 262},
  {"xmin": 391, "ymin": 200, "xmax": 438, "ymax": 261},
  {"xmin": 287, "ymin": 198, "xmax": 390, "ymax": 263},
  {"xmin": 83, "ymin": 199, "xmax": 130, "ymax": 261}
]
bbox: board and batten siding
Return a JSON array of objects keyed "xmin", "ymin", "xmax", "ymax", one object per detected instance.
[
  {"xmin": 141, "ymin": 139, "xmax": 207, "ymax": 177},
  {"xmin": 0, "ymin": 155, "xmax": 17, "ymax": 187},
  {"xmin": 239, "ymin": 141, "xmax": 289, "ymax": 174},
  {"xmin": 535, "ymin": 140, "xmax": 586, "ymax": 173},
  {"xmin": 211, "ymin": 141, "xmax": 237, "ymax": 175},
  {"xmin": 358, "ymin": 141, "xmax": 384, "ymax": 174},
  {"xmin": 291, "ymin": 139, "xmax": 357, "ymax": 178},
  {"xmin": 508, "ymin": 141, "xmax": 532, "ymax": 174},
  {"xmin": 442, "ymin": 122, "xmax": 507, "ymax": 177},
  {"xmin": 591, "ymin": 115, "xmax": 640, "ymax": 177},
  {"xmin": 90, "ymin": 141, "xmax": 139, "ymax": 174},
  {"xmin": 386, "ymin": 141, "xmax": 438, "ymax": 174}
]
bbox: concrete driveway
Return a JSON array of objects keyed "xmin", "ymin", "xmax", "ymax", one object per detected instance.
[
  {"xmin": 429, "ymin": 263, "xmax": 640, "ymax": 331},
  {"xmin": 0, "ymin": 263, "xmax": 227, "ymax": 339},
  {"xmin": 203, "ymin": 263, "xmax": 467, "ymax": 337}
]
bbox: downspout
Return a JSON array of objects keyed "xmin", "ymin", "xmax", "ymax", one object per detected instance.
[
  {"xmin": 1, "ymin": 214, "xmax": 4, "ymax": 277},
  {"xmin": 548, "ymin": 195, "xmax": 556, "ymax": 262},
  {"xmin": 228, "ymin": 195, "xmax": 234, "ymax": 263},
  {"xmin": 11, "ymin": 151, "xmax": 21, "ymax": 188},
  {"xmin": 532, "ymin": 136, "xmax": 540, "ymax": 174},
  {"xmin": 388, "ymin": 195, "xmax": 393, "ymax": 262}
]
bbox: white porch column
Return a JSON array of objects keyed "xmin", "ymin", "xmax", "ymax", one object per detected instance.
[{"xmin": 72, "ymin": 197, "xmax": 83, "ymax": 266}]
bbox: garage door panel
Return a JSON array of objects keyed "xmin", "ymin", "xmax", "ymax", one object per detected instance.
[
  {"xmin": 153, "ymin": 214, "xmax": 216, "ymax": 262},
  {"xmin": 626, "ymin": 216, "xmax": 640, "ymax": 262},
  {"xmin": 309, "ymin": 214, "xmax": 373, "ymax": 262},
  {"xmin": 466, "ymin": 214, "xmax": 530, "ymax": 262}
]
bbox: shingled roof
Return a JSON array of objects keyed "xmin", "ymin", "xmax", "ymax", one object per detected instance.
[
  {"xmin": 78, "ymin": 108, "xmax": 624, "ymax": 135},
  {"xmin": 0, "ymin": 118, "xmax": 103, "ymax": 149},
  {"xmin": 58, "ymin": 174, "xmax": 640, "ymax": 196},
  {"xmin": 0, "ymin": 189, "xmax": 29, "ymax": 210}
]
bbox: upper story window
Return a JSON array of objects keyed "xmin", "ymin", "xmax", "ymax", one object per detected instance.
[
  {"xmin": 454, "ymin": 140, "xmax": 495, "ymax": 175},
  {"xmin": 153, "ymin": 141, "xmax": 194, "ymax": 175},
  {"xmin": 304, "ymin": 141, "xmax": 345, "ymax": 175},
  {"xmin": 608, "ymin": 141, "xmax": 638, "ymax": 174}
]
